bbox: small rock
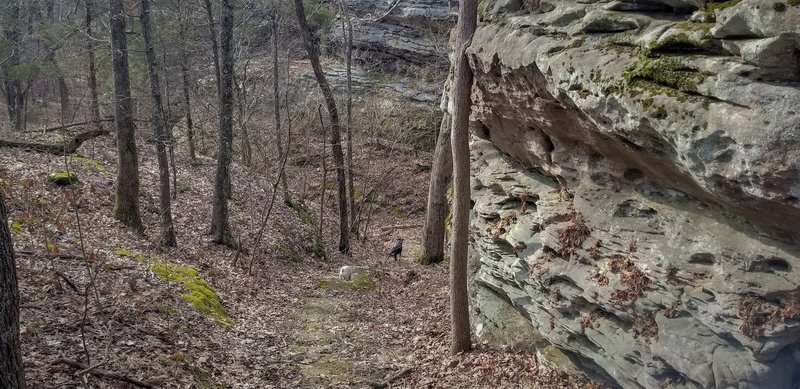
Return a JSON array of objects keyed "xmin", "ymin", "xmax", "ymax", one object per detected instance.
[{"xmin": 339, "ymin": 265, "xmax": 354, "ymax": 280}]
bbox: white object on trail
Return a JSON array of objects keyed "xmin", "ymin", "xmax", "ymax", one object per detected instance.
[{"xmin": 339, "ymin": 266, "xmax": 354, "ymax": 280}]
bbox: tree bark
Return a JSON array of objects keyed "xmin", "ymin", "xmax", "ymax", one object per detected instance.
[
  {"xmin": 421, "ymin": 109, "xmax": 452, "ymax": 265},
  {"xmin": 86, "ymin": 0, "xmax": 101, "ymax": 128},
  {"xmin": 449, "ymin": 0, "xmax": 478, "ymax": 355},
  {"xmin": 202, "ymin": 0, "xmax": 222, "ymax": 94},
  {"xmin": 178, "ymin": 0, "xmax": 197, "ymax": 162},
  {"xmin": 2, "ymin": 0, "xmax": 26, "ymax": 132},
  {"xmin": 140, "ymin": 0, "xmax": 177, "ymax": 247},
  {"xmin": 272, "ymin": 14, "xmax": 289, "ymax": 203},
  {"xmin": 110, "ymin": 0, "xmax": 144, "ymax": 233},
  {"xmin": 338, "ymin": 1, "xmax": 356, "ymax": 234},
  {"xmin": 294, "ymin": 0, "xmax": 350, "ymax": 254},
  {"xmin": 210, "ymin": 0, "xmax": 235, "ymax": 247},
  {"xmin": 0, "ymin": 194, "xmax": 26, "ymax": 388}
]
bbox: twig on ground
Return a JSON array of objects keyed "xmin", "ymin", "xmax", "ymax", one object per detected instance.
[
  {"xmin": 54, "ymin": 271, "xmax": 79, "ymax": 292},
  {"xmin": 369, "ymin": 366, "xmax": 413, "ymax": 388},
  {"xmin": 52, "ymin": 358, "xmax": 156, "ymax": 388}
]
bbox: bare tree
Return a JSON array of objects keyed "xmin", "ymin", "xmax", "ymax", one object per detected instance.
[
  {"xmin": 0, "ymin": 193, "xmax": 25, "ymax": 388},
  {"xmin": 294, "ymin": 0, "xmax": 350, "ymax": 254},
  {"xmin": 141, "ymin": 0, "xmax": 177, "ymax": 247},
  {"xmin": 110, "ymin": 0, "xmax": 144, "ymax": 232},
  {"xmin": 1, "ymin": 0, "xmax": 26, "ymax": 132},
  {"xmin": 339, "ymin": 1, "xmax": 356, "ymax": 233},
  {"xmin": 178, "ymin": 0, "xmax": 197, "ymax": 162},
  {"xmin": 210, "ymin": 0, "xmax": 235, "ymax": 247},
  {"xmin": 272, "ymin": 12, "xmax": 289, "ymax": 203},
  {"xmin": 85, "ymin": 0, "xmax": 101, "ymax": 128},
  {"xmin": 449, "ymin": 0, "xmax": 478, "ymax": 355},
  {"xmin": 202, "ymin": 0, "xmax": 222, "ymax": 93}
]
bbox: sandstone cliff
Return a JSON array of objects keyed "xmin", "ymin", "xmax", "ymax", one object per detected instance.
[{"xmin": 467, "ymin": 0, "xmax": 800, "ymax": 388}]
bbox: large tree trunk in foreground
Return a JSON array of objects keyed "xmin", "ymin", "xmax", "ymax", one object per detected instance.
[
  {"xmin": 141, "ymin": 0, "xmax": 177, "ymax": 247},
  {"xmin": 449, "ymin": 0, "xmax": 478, "ymax": 355},
  {"xmin": 294, "ymin": 0, "xmax": 350, "ymax": 254},
  {"xmin": 210, "ymin": 0, "xmax": 235, "ymax": 247},
  {"xmin": 110, "ymin": 0, "xmax": 144, "ymax": 233},
  {"xmin": 421, "ymin": 108, "xmax": 452, "ymax": 265},
  {"xmin": 0, "ymin": 194, "xmax": 26, "ymax": 388}
]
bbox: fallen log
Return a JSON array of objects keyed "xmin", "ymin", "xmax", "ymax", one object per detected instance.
[
  {"xmin": 32, "ymin": 116, "xmax": 114, "ymax": 133},
  {"xmin": 0, "ymin": 129, "xmax": 109, "ymax": 155},
  {"xmin": 52, "ymin": 358, "xmax": 157, "ymax": 388}
]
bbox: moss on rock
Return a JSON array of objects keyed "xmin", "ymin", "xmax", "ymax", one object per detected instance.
[
  {"xmin": 48, "ymin": 170, "xmax": 79, "ymax": 186},
  {"xmin": 68, "ymin": 155, "xmax": 107, "ymax": 171},
  {"xmin": 624, "ymin": 55, "xmax": 708, "ymax": 94},
  {"xmin": 150, "ymin": 260, "xmax": 232, "ymax": 329}
]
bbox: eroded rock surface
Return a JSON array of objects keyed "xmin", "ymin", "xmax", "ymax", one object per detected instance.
[
  {"xmin": 331, "ymin": 0, "xmax": 456, "ymax": 70},
  {"xmin": 467, "ymin": 0, "xmax": 800, "ymax": 388}
]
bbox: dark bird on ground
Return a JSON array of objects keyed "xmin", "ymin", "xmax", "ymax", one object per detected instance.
[{"xmin": 388, "ymin": 238, "xmax": 404, "ymax": 261}]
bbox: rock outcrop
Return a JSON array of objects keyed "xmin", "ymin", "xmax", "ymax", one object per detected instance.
[
  {"xmin": 331, "ymin": 0, "xmax": 456, "ymax": 71},
  {"xmin": 467, "ymin": 0, "xmax": 800, "ymax": 388}
]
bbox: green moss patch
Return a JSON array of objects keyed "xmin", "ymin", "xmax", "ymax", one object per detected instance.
[
  {"xmin": 624, "ymin": 55, "xmax": 708, "ymax": 94},
  {"xmin": 773, "ymin": 1, "xmax": 787, "ymax": 10},
  {"xmin": 316, "ymin": 267, "xmax": 374, "ymax": 293},
  {"xmin": 68, "ymin": 155, "xmax": 107, "ymax": 171},
  {"xmin": 705, "ymin": 0, "xmax": 742, "ymax": 20},
  {"xmin": 649, "ymin": 105, "xmax": 668, "ymax": 119},
  {"xmin": 789, "ymin": 0, "xmax": 799, "ymax": 6},
  {"xmin": 10, "ymin": 219, "xmax": 23, "ymax": 234},
  {"xmin": 48, "ymin": 170, "xmax": 78, "ymax": 186},
  {"xmin": 150, "ymin": 260, "xmax": 232, "ymax": 329},
  {"xmin": 389, "ymin": 206, "xmax": 408, "ymax": 218},
  {"xmin": 289, "ymin": 201, "xmax": 316, "ymax": 226}
]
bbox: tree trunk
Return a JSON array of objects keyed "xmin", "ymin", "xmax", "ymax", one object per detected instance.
[
  {"xmin": 140, "ymin": 0, "xmax": 177, "ymax": 247},
  {"xmin": 178, "ymin": 0, "xmax": 196, "ymax": 162},
  {"xmin": 421, "ymin": 108, "xmax": 452, "ymax": 265},
  {"xmin": 449, "ymin": 0, "xmax": 478, "ymax": 355},
  {"xmin": 342, "ymin": 5, "xmax": 356, "ymax": 235},
  {"xmin": 317, "ymin": 105, "xmax": 327, "ymax": 242},
  {"xmin": 234, "ymin": 71, "xmax": 252, "ymax": 167},
  {"xmin": 294, "ymin": 0, "xmax": 350, "ymax": 254},
  {"xmin": 86, "ymin": 0, "xmax": 101, "ymax": 128},
  {"xmin": 2, "ymin": 0, "xmax": 26, "ymax": 132},
  {"xmin": 202, "ymin": 0, "xmax": 221, "ymax": 94},
  {"xmin": 0, "ymin": 194, "xmax": 26, "ymax": 388},
  {"xmin": 273, "ymin": 14, "xmax": 290, "ymax": 203},
  {"xmin": 110, "ymin": 0, "xmax": 144, "ymax": 233},
  {"xmin": 210, "ymin": 0, "xmax": 235, "ymax": 247}
]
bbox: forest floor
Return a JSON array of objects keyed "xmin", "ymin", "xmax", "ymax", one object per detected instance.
[{"xmin": 1, "ymin": 128, "xmax": 598, "ymax": 388}]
